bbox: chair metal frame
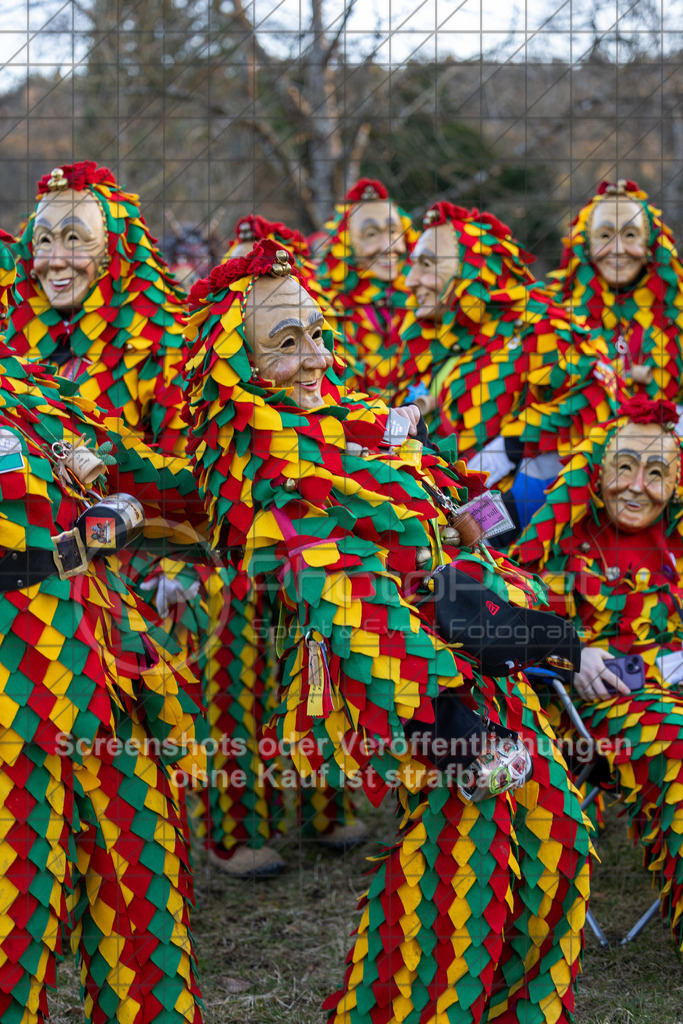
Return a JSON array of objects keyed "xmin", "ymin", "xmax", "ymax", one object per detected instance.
[{"xmin": 525, "ymin": 668, "xmax": 660, "ymax": 948}]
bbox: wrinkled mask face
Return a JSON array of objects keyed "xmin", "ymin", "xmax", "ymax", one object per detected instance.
[
  {"xmin": 405, "ymin": 223, "xmax": 459, "ymax": 321},
  {"xmin": 601, "ymin": 421, "xmax": 679, "ymax": 532},
  {"xmin": 346, "ymin": 200, "xmax": 407, "ymax": 281},
  {"xmin": 244, "ymin": 275, "xmax": 333, "ymax": 410},
  {"xmin": 588, "ymin": 198, "xmax": 648, "ymax": 289},
  {"xmin": 32, "ymin": 189, "xmax": 107, "ymax": 311}
]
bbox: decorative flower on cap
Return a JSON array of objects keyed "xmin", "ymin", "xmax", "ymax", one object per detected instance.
[
  {"xmin": 344, "ymin": 178, "xmax": 389, "ymax": 203},
  {"xmin": 188, "ymin": 239, "xmax": 297, "ymax": 307},
  {"xmin": 232, "ymin": 214, "xmax": 308, "ymax": 250},
  {"xmin": 37, "ymin": 161, "xmax": 118, "ymax": 196},
  {"xmin": 596, "ymin": 179, "xmax": 642, "ymax": 197},
  {"xmin": 619, "ymin": 393, "xmax": 679, "ymax": 429}
]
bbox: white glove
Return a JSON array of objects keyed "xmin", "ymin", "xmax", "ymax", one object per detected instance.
[
  {"xmin": 468, "ymin": 437, "xmax": 516, "ymax": 488},
  {"xmin": 140, "ymin": 573, "xmax": 201, "ymax": 618}
]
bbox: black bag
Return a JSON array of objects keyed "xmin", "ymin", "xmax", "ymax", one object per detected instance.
[{"xmin": 429, "ymin": 564, "xmax": 581, "ymax": 677}]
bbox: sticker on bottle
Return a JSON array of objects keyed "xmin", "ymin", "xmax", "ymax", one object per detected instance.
[{"xmin": 455, "ymin": 491, "xmax": 514, "ymax": 539}]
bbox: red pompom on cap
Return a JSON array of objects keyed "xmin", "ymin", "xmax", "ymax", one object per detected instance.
[
  {"xmin": 344, "ymin": 178, "xmax": 389, "ymax": 203},
  {"xmin": 188, "ymin": 239, "xmax": 298, "ymax": 306},
  {"xmin": 36, "ymin": 161, "xmax": 118, "ymax": 196},
  {"xmin": 422, "ymin": 201, "xmax": 512, "ymax": 240},
  {"xmin": 619, "ymin": 393, "xmax": 679, "ymax": 427},
  {"xmin": 596, "ymin": 179, "xmax": 640, "ymax": 197},
  {"xmin": 235, "ymin": 214, "xmax": 307, "ymax": 249}
]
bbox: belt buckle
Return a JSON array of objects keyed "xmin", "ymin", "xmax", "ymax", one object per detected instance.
[{"xmin": 51, "ymin": 528, "xmax": 89, "ymax": 580}]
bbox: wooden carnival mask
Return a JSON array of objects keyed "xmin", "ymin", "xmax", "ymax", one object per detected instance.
[
  {"xmin": 243, "ymin": 275, "xmax": 333, "ymax": 410},
  {"xmin": 600, "ymin": 421, "xmax": 679, "ymax": 532},
  {"xmin": 405, "ymin": 223, "xmax": 460, "ymax": 321},
  {"xmin": 346, "ymin": 199, "xmax": 407, "ymax": 282},
  {"xmin": 588, "ymin": 197, "xmax": 649, "ymax": 289},
  {"xmin": 32, "ymin": 189, "xmax": 108, "ymax": 312}
]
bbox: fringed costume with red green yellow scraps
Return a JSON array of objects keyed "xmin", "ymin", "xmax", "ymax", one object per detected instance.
[
  {"xmin": 544, "ymin": 180, "xmax": 683, "ymax": 402},
  {"xmin": 396, "ymin": 202, "xmax": 621, "ymax": 465},
  {"xmin": 191, "ymin": 211, "xmax": 369, "ymax": 864},
  {"xmin": 3, "ymin": 161, "xmax": 210, "ymax": 700},
  {"xmin": 315, "ymin": 179, "xmax": 417, "ymax": 396},
  {"xmin": 512, "ymin": 395, "xmax": 683, "ymax": 952},
  {"xmin": 182, "ymin": 240, "xmax": 592, "ymax": 1023},
  {"xmin": 0, "ymin": 251, "xmax": 206, "ymax": 1022},
  {"xmin": 0, "ymin": 228, "xmax": 16, "ymax": 324},
  {"xmin": 5, "ymin": 162, "xmax": 188, "ymax": 456}
]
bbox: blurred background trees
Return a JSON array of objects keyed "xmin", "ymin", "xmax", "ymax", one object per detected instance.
[{"xmin": 1, "ymin": 0, "xmax": 682, "ymax": 273}]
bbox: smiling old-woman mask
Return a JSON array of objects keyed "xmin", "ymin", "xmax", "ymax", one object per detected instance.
[
  {"xmin": 346, "ymin": 200, "xmax": 407, "ymax": 282},
  {"xmin": 32, "ymin": 189, "xmax": 107, "ymax": 311},
  {"xmin": 601, "ymin": 421, "xmax": 679, "ymax": 532},
  {"xmin": 243, "ymin": 275, "xmax": 333, "ymax": 410},
  {"xmin": 588, "ymin": 197, "xmax": 649, "ymax": 290}
]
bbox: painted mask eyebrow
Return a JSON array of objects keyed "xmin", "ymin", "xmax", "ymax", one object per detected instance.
[
  {"xmin": 360, "ymin": 217, "xmax": 397, "ymax": 230},
  {"xmin": 267, "ymin": 311, "xmax": 323, "ymax": 338},
  {"xmin": 34, "ymin": 215, "xmax": 94, "ymax": 232}
]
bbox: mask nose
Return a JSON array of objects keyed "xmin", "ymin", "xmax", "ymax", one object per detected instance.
[
  {"xmin": 300, "ymin": 334, "xmax": 331, "ymax": 370},
  {"xmin": 628, "ymin": 464, "xmax": 646, "ymax": 493},
  {"xmin": 405, "ymin": 262, "xmax": 419, "ymax": 289},
  {"xmin": 45, "ymin": 238, "xmax": 70, "ymax": 265}
]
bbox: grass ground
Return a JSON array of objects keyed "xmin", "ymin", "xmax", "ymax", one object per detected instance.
[{"xmin": 49, "ymin": 797, "xmax": 683, "ymax": 1024}]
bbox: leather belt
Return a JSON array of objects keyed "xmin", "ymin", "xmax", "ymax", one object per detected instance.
[{"xmin": 0, "ymin": 529, "xmax": 89, "ymax": 592}]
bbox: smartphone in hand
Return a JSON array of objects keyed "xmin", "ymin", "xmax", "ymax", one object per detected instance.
[{"xmin": 603, "ymin": 654, "xmax": 645, "ymax": 693}]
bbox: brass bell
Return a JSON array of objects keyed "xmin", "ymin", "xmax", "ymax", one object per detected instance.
[
  {"xmin": 47, "ymin": 167, "xmax": 67, "ymax": 191},
  {"xmin": 283, "ymin": 479, "xmax": 297, "ymax": 492},
  {"xmin": 440, "ymin": 526, "xmax": 461, "ymax": 547},
  {"xmin": 271, "ymin": 250, "xmax": 292, "ymax": 277},
  {"xmin": 415, "ymin": 546, "xmax": 432, "ymax": 569}
]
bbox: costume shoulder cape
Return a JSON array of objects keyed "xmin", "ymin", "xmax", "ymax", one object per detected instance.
[{"xmin": 0, "ymin": 349, "xmax": 204, "ymax": 763}]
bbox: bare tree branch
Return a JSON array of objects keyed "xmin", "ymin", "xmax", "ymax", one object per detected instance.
[{"xmin": 322, "ymin": 0, "xmax": 357, "ymax": 66}]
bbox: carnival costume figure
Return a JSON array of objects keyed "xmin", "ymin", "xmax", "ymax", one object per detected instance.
[
  {"xmin": 3, "ymin": 161, "xmax": 211, "ymax": 692},
  {"xmin": 545, "ymin": 179, "xmax": 683, "ymax": 405},
  {"xmin": 183, "ymin": 239, "xmax": 592, "ymax": 1024},
  {"xmin": 186, "ymin": 213, "xmax": 361, "ymax": 873},
  {"xmin": 0, "ymin": 236, "xmax": 206, "ymax": 1024},
  {"xmin": 512, "ymin": 394, "xmax": 683, "ymax": 953},
  {"xmin": 315, "ymin": 178, "xmax": 417, "ymax": 396},
  {"xmin": 397, "ymin": 201, "xmax": 622, "ymax": 530}
]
